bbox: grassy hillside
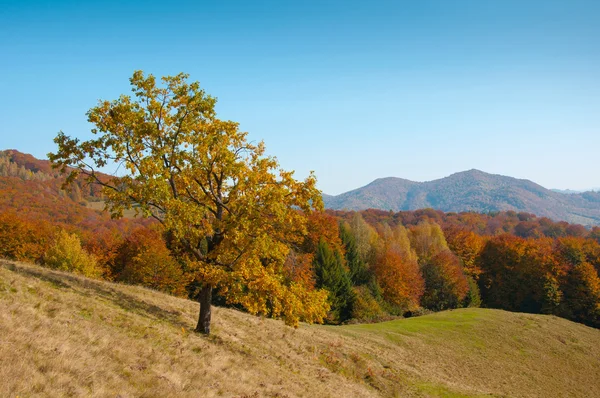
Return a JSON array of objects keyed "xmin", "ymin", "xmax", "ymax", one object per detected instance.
[{"xmin": 2, "ymin": 259, "xmax": 600, "ymax": 397}]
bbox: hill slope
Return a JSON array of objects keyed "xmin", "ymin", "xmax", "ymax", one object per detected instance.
[
  {"xmin": 2, "ymin": 259, "xmax": 600, "ymax": 397},
  {"xmin": 0, "ymin": 150, "xmax": 149, "ymax": 230},
  {"xmin": 324, "ymin": 170, "xmax": 600, "ymax": 226}
]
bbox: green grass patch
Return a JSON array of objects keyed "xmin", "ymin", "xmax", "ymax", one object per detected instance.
[
  {"xmin": 78, "ymin": 308, "xmax": 93, "ymax": 319},
  {"xmin": 414, "ymin": 381, "xmax": 488, "ymax": 397},
  {"xmin": 343, "ymin": 308, "xmax": 486, "ymax": 335}
]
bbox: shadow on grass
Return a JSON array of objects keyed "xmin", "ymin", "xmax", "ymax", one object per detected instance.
[{"xmin": 1, "ymin": 260, "xmax": 193, "ymax": 329}]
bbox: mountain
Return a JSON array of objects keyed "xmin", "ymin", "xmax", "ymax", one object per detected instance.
[
  {"xmin": 4, "ymin": 150, "xmax": 600, "ymax": 226},
  {"xmin": 3, "ymin": 258, "xmax": 600, "ymax": 397},
  {"xmin": 324, "ymin": 169, "xmax": 600, "ymax": 226},
  {"xmin": 325, "ymin": 177, "xmax": 418, "ymax": 212}
]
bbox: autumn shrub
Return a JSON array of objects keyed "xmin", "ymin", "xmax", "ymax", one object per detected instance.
[
  {"xmin": 351, "ymin": 286, "xmax": 385, "ymax": 321},
  {"xmin": 114, "ymin": 227, "xmax": 187, "ymax": 296},
  {"xmin": 0, "ymin": 212, "xmax": 54, "ymax": 262},
  {"xmin": 44, "ymin": 229, "xmax": 102, "ymax": 278},
  {"xmin": 81, "ymin": 229, "xmax": 124, "ymax": 279}
]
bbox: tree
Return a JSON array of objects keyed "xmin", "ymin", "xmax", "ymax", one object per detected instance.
[
  {"xmin": 49, "ymin": 71, "xmax": 328, "ymax": 334},
  {"xmin": 313, "ymin": 239, "xmax": 355, "ymax": 323},
  {"xmin": 283, "ymin": 249, "xmax": 316, "ymax": 289},
  {"xmin": 559, "ymin": 261, "xmax": 600, "ymax": 327},
  {"xmin": 372, "ymin": 244, "xmax": 424, "ymax": 310},
  {"xmin": 590, "ymin": 227, "xmax": 600, "ymax": 244},
  {"xmin": 303, "ymin": 211, "xmax": 345, "ymax": 255},
  {"xmin": 409, "ymin": 220, "xmax": 448, "ymax": 266},
  {"xmin": 420, "ymin": 249, "xmax": 469, "ymax": 311},
  {"xmin": 339, "ymin": 222, "xmax": 370, "ymax": 286},
  {"xmin": 349, "ymin": 213, "xmax": 377, "ymax": 265},
  {"xmin": 478, "ymin": 235, "xmax": 558, "ymax": 313},
  {"xmin": 554, "ymin": 237, "xmax": 600, "ymax": 326},
  {"xmin": 82, "ymin": 228, "xmax": 123, "ymax": 279},
  {"xmin": 372, "ymin": 225, "xmax": 424, "ymax": 310},
  {"xmin": 444, "ymin": 226, "xmax": 485, "ymax": 279}
]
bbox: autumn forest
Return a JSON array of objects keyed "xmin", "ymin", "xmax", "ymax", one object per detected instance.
[{"xmin": 2, "ymin": 148, "xmax": 600, "ymax": 330}]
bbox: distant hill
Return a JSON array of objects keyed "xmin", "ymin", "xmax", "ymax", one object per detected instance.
[
  {"xmin": 324, "ymin": 169, "xmax": 600, "ymax": 226},
  {"xmin": 4, "ymin": 151, "xmax": 600, "ymax": 227},
  {"xmin": 0, "ymin": 149, "xmax": 150, "ymax": 231},
  {"xmin": 3, "ymin": 259, "xmax": 600, "ymax": 397}
]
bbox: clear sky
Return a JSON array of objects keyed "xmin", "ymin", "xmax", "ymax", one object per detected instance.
[{"xmin": 1, "ymin": 0, "xmax": 598, "ymax": 194}]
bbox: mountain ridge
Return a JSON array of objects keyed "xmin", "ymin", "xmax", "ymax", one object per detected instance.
[
  {"xmin": 3, "ymin": 150, "xmax": 600, "ymax": 226},
  {"xmin": 324, "ymin": 169, "xmax": 600, "ymax": 226}
]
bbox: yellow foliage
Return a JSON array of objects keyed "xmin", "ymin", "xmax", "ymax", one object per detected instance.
[
  {"xmin": 409, "ymin": 221, "xmax": 449, "ymax": 265},
  {"xmin": 44, "ymin": 229, "xmax": 102, "ymax": 278},
  {"xmin": 49, "ymin": 70, "xmax": 329, "ymax": 331}
]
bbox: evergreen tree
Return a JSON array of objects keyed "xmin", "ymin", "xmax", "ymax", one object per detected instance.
[
  {"xmin": 314, "ymin": 239, "xmax": 355, "ymax": 323},
  {"xmin": 339, "ymin": 222, "xmax": 370, "ymax": 286}
]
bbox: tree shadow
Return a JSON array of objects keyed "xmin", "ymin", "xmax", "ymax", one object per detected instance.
[{"xmin": 2, "ymin": 260, "xmax": 193, "ymax": 329}]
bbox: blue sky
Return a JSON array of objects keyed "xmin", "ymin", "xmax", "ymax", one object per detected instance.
[{"xmin": 1, "ymin": 0, "xmax": 598, "ymax": 194}]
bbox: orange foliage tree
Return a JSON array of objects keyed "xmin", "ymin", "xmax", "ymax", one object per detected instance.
[
  {"xmin": 0, "ymin": 212, "xmax": 54, "ymax": 263},
  {"xmin": 554, "ymin": 237, "xmax": 600, "ymax": 327},
  {"xmin": 478, "ymin": 235, "xmax": 560, "ymax": 313},
  {"xmin": 372, "ymin": 225, "xmax": 424, "ymax": 311},
  {"xmin": 420, "ymin": 249, "xmax": 469, "ymax": 311},
  {"xmin": 444, "ymin": 226, "xmax": 485, "ymax": 279},
  {"xmin": 303, "ymin": 211, "xmax": 345, "ymax": 255}
]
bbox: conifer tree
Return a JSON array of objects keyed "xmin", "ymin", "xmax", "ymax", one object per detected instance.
[
  {"xmin": 313, "ymin": 239, "xmax": 355, "ymax": 323},
  {"xmin": 339, "ymin": 222, "xmax": 370, "ymax": 286}
]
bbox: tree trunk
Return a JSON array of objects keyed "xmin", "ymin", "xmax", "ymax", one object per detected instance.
[{"xmin": 196, "ymin": 285, "xmax": 212, "ymax": 334}]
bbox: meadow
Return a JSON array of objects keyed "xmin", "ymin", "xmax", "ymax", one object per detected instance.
[{"xmin": 2, "ymin": 259, "xmax": 599, "ymax": 397}]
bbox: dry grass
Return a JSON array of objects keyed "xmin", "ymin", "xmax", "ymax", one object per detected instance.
[
  {"xmin": 1, "ymin": 259, "xmax": 600, "ymax": 397},
  {"xmin": 87, "ymin": 201, "xmax": 139, "ymax": 218}
]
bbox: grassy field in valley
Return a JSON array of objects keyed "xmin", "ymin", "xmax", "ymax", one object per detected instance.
[{"xmin": 1, "ymin": 259, "xmax": 600, "ymax": 397}]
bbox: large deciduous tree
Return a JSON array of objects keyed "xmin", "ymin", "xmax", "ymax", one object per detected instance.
[{"xmin": 49, "ymin": 71, "xmax": 329, "ymax": 334}]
